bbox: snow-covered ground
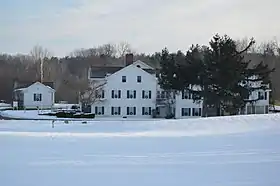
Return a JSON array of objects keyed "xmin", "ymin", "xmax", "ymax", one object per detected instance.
[
  {"xmin": 1, "ymin": 114, "xmax": 280, "ymax": 186},
  {"xmin": 0, "ymin": 110, "xmax": 164, "ymax": 121}
]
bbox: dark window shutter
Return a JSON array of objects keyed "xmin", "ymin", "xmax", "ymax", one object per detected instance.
[
  {"xmin": 39, "ymin": 94, "xmax": 42, "ymax": 101},
  {"xmin": 102, "ymin": 107, "xmax": 104, "ymax": 115},
  {"xmin": 142, "ymin": 90, "xmax": 145, "ymax": 99},
  {"xmin": 149, "ymin": 91, "xmax": 151, "ymax": 99},
  {"xmin": 142, "ymin": 107, "xmax": 144, "ymax": 115},
  {"xmin": 149, "ymin": 107, "xmax": 151, "ymax": 115},
  {"xmin": 188, "ymin": 108, "xmax": 191, "ymax": 116},
  {"xmin": 118, "ymin": 90, "xmax": 121, "ymax": 98},
  {"xmin": 95, "ymin": 107, "xmax": 98, "ymax": 114},
  {"xmin": 118, "ymin": 107, "xmax": 121, "ymax": 115},
  {"xmin": 134, "ymin": 90, "xmax": 136, "ymax": 98},
  {"xmin": 102, "ymin": 90, "xmax": 105, "ymax": 98},
  {"xmin": 33, "ymin": 94, "xmax": 36, "ymax": 101},
  {"xmin": 181, "ymin": 108, "xmax": 184, "ymax": 116},
  {"xmin": 111, "ymin": 90, "xmax": 114, "ymax": 98},
  {"xmin": 133, "ymin": 107, "xmax": 136, "ymax": 115},
  {"xmin": 265, "ymin": 92, "xmax": 267, "ymax": 100},
  {"xmin": 127, "ymin": 107, "xmax": 129, "ymax": 115},
  {"xmin": 127, "ymin": 90, "xmax": 129, "ymax": 98},
  {"xmin": 111, "ymin": 107, "xmax": 114, "ymax": 115}
]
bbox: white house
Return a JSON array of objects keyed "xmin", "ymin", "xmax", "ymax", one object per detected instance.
[
  {"xmin": 13, "ymin": 82, "xmax": 55, "ymax": 109},
  {"xmin": 87, "ymin": 54, "xmax": 270, "ymax": 118},
  {"xmin": 88, "ymin": 54, "xmax": 203, "ymax": 118}
]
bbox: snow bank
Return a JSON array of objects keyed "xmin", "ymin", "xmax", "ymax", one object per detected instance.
[{"xmin": 1, "ymin": 114, "xmax": 280, "ymax": 137}]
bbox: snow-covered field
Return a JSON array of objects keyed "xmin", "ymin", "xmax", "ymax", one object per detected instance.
[
  {"xmin": 0, "ymin": 110, "xmax": 164, "ymax": 121},
  {"xmin": 1, "ymin": 114, "xmax": 280, "ymax": 186}
]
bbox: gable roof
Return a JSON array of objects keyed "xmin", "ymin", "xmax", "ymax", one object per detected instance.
[
  {"xmin": 89, "ymin": 61, "xmax": 156, "ymax": 78},
  {"xmin": 132, "ymin": 60, "xmax": 154, "ymax": 70},
  {"xmin": 14, "ymin": 81, "xmax": 55, "ymax": 92},
  {"xmin": 106, "ymin": 63, "xmax": 157, "ymax": 80},
  {"xmin": 90, "ymin": 66, "xmax": 123, "ymax": 78},
  {"xmin": 14, "ymin": 80, "xmax": 54, "ymax": 90}
]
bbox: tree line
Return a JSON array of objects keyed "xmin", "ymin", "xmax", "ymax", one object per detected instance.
[
  {"xmin": 0, "ymin": 35, "xmax": 280, "ymax": 106},
  {"xmin": 158, "ymin": 34, "xmax": 275, "ymax": 116}
]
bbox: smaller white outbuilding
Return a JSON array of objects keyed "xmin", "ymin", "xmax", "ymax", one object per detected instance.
[{"xmin": 13, "ymin": 81, "xmax": 55, "ymax": 109}]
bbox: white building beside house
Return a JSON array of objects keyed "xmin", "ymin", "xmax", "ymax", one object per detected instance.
[
  {"xmin": 244, "ymin": 77, "xmax": 270, "ymax": 115},
  {"xmin": 13, "ymin": 81, "xmax": 55, "ymax": 109},
  {"xmin": 88, "ymin": 54, "xmax": 270, "ymax": 118}
]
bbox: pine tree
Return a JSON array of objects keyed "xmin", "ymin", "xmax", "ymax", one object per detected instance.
[{"xmin": 158, "ymin": 34, "xmax": 274, "ymax": 117}]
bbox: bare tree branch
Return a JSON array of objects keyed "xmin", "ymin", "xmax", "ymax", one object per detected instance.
[
  {"xmin": 79, "ymin": 79, "xmax": 107, "ymax": 105},
  {"xmin": 116, "ymin": 42, "xmax": 133, "ymax": 57},
  {"xmin": 30, "ymin": 45, "xmax": 51, "ymax": 62}
]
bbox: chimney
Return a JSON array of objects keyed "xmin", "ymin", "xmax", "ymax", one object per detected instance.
[{"xmin": 125, "ymin": 53, "xmax": 133, "ymax": 66}]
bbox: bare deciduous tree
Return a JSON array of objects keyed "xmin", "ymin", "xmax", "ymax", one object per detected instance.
[
  {"xmin": 235, "ymin": 37, "xmax": 257, "ymax": 53},
  {"xmin": 97, "ymin": 43, "xmax": 117, "ymax": 57},
  {"xmin": 30, "ymin": 45, "xmax": 51, "ymax": 62},
  {"xmin": 257, "ymin": 38, "xmax": 279, "ymax": 56},
  {"xmin": 78, "ymin": 79, "xmax": 107, "ymax": 107},
  {"xmin": 30, "ymin": 45, "xmax": 51, "ymax": 82},
  {"xmin": 116, "ymin": 42, "xmax": 133, "ymax": 57}
]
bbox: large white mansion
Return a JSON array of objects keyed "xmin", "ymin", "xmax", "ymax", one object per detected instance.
[{"xmin": 87, "ymin": 54, "xmax": 270, "ymax": 118}]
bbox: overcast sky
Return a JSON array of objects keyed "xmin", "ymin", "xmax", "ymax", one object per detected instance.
[{"xmin": 1, "ymin": 0, "xmax": 279, "ymax": 56}]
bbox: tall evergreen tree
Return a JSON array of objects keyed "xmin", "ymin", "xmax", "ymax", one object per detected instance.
[{"xmin": 158, "ymin": 34, "xmax": 274, "ymax": 116}]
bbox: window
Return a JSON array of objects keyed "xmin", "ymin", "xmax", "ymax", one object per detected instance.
[
  {"xmin": 111, "ymin": 90, "xmax": 121, "ymax": 99},
  {"xmin": 122, "ymin": 76, "xmax": 126, "ymax": 83},
  {"xmin": 181, "ymin": 108, "xmax": 191, "ymax": 116},
  {"xmin": 142, "ymin": 107, "xmax": 152, "ymax": 115},
  {"xmin": 95, "ymin": 107, "xmax": 105, "ymax": 115},
  {"xmin": 258, "ymin": 91, "xmax": 264, "ymax": 100},
  {"xmin": 111, "ymin": 107, "xmax": 121, "ymax": 115},
  {"xmin": 96, "ymin": 90, "xmax": 105, "ymax": 99},
  {"xmin": 192, "ymin": 93, "xmax": 201, "ymax": 100},
  {"xmin": 258, "ymin": 91, "xmax": 267, "ymax": 100},
  {"xmin": 156, "ymin": 107, "xmax": 160, "ymax": 115},
  {"xmin": 247, "ymin": 106, "xmax": 253, "ymax": 114},
  {"xmin": 157, "ymin": 91, "xmax": 168, "ymax": 99},
  {"xmin": 33, "ymin": 93, "xmax": 42, "ymax": 102},
  {"xmin": 137, "ymin": 76, "xmax": 141, "ymax": 83},
  {"xmin": 182, "ymin": 90, "xmax": 192, "ymax": 99},
  {"xmin": 127, "ymin": 90, "xmax": 136, "ymax": 99},
  {"xmin": 192, "ymin": 108, "xmax": 202, "ymax": 116},
  {"xmin": 142, "ymin": 90, "xmax": 152, "ymax": 99},
  {"xmin": 255, "ymin": 106, "xmax": 265, "ymax": 114},
  {"xmin": 127, "ymin": 107, "xmax": 136, "ymax": 115}
]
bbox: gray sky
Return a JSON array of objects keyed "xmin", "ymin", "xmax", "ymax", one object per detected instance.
[{"xmin": 1, "ymin": 0, "xmax": 279, "ymax": 56}]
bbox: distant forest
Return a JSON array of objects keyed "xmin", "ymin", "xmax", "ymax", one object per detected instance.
[{"xmin": 1, "ymin": 35, "xmax": 280, "ymax": 104}]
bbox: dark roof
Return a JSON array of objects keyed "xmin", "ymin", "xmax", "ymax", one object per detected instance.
[
  {"xmin": 143, "ymin": 69, "xmax": 157, "ymax": 75},
  {"xmin": 89, "ymin": 60, "xmax": 159, "ymax": 78},
  {"xmin": 90, "ymin": 67, "xmax": 123, "ymax": 78}
]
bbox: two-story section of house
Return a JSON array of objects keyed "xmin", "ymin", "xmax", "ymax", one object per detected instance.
[
  {"xmin": 244, "ymin": 76, "xmax": 270, "ymax": 114},
  {"xmin": 89, "ymin": 54, "xmax": 158, "ymax": 118}
]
